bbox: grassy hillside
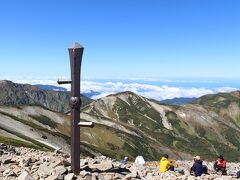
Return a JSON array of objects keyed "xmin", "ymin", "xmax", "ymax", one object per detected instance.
[
  {"xmin": 81, "ymin": 91, "xmax": 240, "ymax": 161},
  {"xmin": 0, "ymin": 90, "xmax": 239, "ymax": 161},
  {"xmin": 0, "ymin": 106, "xmax": 71, "ymax": 152}
]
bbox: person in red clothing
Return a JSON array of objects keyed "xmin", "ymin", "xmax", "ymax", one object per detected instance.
[{"xmin": 213, "ymin": 155, "xmax": 227, "ymax": 175}]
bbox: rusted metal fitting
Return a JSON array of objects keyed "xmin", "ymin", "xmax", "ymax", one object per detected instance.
[{"xmin": 69, "ymin": 97, "xmax": 81, "ymax": 109}]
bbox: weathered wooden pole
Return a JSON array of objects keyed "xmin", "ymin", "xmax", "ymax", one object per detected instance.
[{"xmin": 58, "ymin": 42, "xmax": 94, "ymax": 175}]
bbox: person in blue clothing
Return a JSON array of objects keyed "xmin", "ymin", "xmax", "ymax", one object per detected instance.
[
  {"xmin": 237, "ymin": 171, "xmax": 240, "ymax": 179},
  {"xmin": 120, "ymin": 156, "xmax": 128, "ymax": 165},
  {"xmin": 190, "ymin": 156, "xmax": 204, "ymax": 177}
]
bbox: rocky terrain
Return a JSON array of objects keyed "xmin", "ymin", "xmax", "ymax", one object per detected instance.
[{"xmin": 1, "ymin": 143, "xmax": 240, "ymax": 180}]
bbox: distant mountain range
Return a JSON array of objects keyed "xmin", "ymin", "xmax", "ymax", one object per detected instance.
[
  {"xmin": 160, "ymin": 97, "xmax": 197, "ymax": 105},
  {"xmin": 0, "ymin": 80, "xmax": 239, "ymax": 161},
  {"xmin": 35, "ymin": 84, "xmax": 198, "ymax": 105},
  {"xmin": 35, "ymin": 84, "xmax": 68, "ymax": 91},
  {"xmin": 82, "ymin": 90, "xmax": 101, "ymax": 98}
]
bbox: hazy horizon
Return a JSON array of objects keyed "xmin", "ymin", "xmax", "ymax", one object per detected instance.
[{"xmin": 1, "ymin": 77, "xmax": 239, "ymax": 101}]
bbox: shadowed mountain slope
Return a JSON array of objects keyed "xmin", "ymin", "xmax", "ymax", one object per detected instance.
[{"xmin": 0, "ymin": 80, "xmax": 92, "ymax": 112}]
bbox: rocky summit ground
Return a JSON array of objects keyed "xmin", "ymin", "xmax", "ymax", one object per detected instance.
[{"xmin": 1, "ymin": 144, "xmax": 240, "ymax": 180}]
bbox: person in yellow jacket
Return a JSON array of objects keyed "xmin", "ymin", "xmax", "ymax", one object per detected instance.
[{"xmin": 159, "ymin": 154, "xmax": 175, "ymax": 172}]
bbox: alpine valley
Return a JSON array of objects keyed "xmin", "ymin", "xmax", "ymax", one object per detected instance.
[{"xmin": 0, "ymin": 80, "xmax": 239, "ymax": 161}]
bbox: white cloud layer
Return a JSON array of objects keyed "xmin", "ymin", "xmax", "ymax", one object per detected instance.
[{"xmin": 9, "ymin": 79, "xmax": 239, "ymax": 101}]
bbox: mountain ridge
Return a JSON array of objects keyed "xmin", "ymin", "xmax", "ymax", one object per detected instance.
[
  {"xmin": 80, "ymin": 90, "xmax": 240, "ymax": 160},
  {"xmin": 0, "ymin": 80, "xmax": 239, "ymax": 161},
  {"xmin": 0, "ymin": 80, "xmax": 91, "ymax": 112},
  {"xmin": 160, "ymin": 97, "xmax": 197, "ymax": 105}
]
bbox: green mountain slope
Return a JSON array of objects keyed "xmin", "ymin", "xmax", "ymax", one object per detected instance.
[
  {"xmin": 81, "ymin": 91, "xmax": 240, "ymax": 161},
  {"xmin": 193, "ymin": 91, "xmax": 240, "ymax": 123},
  {"xmin": 0, "ymin": 82, "xmax": 239, "ymax": 161},
  {"xmin": 0, "ymin": 105, "xmax": 71, "ymax": 151}
]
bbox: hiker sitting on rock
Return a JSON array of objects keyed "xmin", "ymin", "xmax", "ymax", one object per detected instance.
[
  {"xmin": 120, "ymin": 156, "xmax": 128, "ymax": 165},
  {"xmin": 134, "ymin": 155, "xmax": 145, "ymax": 166},
  {"xmin": 237, "ymin": 170, "xmax": 240, "ymax": 179},
  {"xmin": 214, "ymin": 155, "xmax": 227, "ymax": 175},
  {"xmin": 159, "ymin": 154, "xmax": 174, "ymax": 172},
  {"xmin": 236, "ymin": 162, "xmax": 240, "ymax": 178},
  {"xmin": 190, "ymin": 156, "xmax": 208, "ymax": 177}
]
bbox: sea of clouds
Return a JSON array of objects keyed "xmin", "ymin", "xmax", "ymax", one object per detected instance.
[{"xmin": 12, "ymin": 79, "xmax": 238, "ymax": 101}]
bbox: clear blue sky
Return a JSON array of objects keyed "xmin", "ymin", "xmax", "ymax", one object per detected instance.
[{"xmin": 0, "ymin": 0, "xmax": 240, "ymax": 80}]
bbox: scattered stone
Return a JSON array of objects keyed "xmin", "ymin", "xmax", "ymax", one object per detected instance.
[
  {"xmin": 17, "ymin": 170, "xmax": 35, "ymax": 180},
  {"xmin": 1, "ymin": 144, "xmax": 240, "ymax": 180},
  {"xmin": 19, "ymin": 157, "xmax": 32, "ymax": 167},
  {"xmin": 3, "ymin": 169, "xmax": 17, "ymax": 177},
  {"xmin": 0, "ymin": 166, "xmax": 6, "ymax": 173},
  {"xmin": 50, "ymin": 159, "xmax": 62, "ymax": 168},
  {"xmin": 54, "ymin": 148, "xmax": 62, "ymax": 155},
  {"xmin": 53, "ymin": 165, "xmax": 68, "ymax": 176},
  {"xmin": 80, "ymin": 170, "xmax": 91, "ymax": 177},
  {"xmin": 89, "ymin": 160, "xmax": 113, "ymax": 171},
  {"xmin": 37, "ymin": 163, "xmax": 54, "ymax": 178},
  {"xmin": 62, "ymin": 159, "xmax": 71, "ymax": 167},
  {"xmin": 31, "ymin": 164, "xmax": 39, "ymax": 173},
  {"xmin": 46, "ymin": 174, "xmax": 64, "ymax": 180},
  {"xmin": 64, "ymin": 173, "xmax": 75, "ymax": 180},
  {"xmin": 2, "ymin": 156, "xmax": 13, "ymax": 164}
]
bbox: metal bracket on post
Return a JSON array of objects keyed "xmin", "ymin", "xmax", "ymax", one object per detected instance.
[
  {"xmin": 78, "ymin": 121, "xmax": 94, "ymax": 128},
  {"xmin": 57, "ymin": 80, "xmax": 72, "ymax": 84}
]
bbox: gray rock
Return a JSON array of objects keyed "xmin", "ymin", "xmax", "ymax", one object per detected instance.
[
  {"xmin": 66, "ymin": 166, "xmax": 72, "ymax": 173},
  {"xmin": 40, "ymin": 156, "xmax": 51, "ymax": 163},
  {"xmin": 124, "ymin": 173, "xmax": 137, "ymax": 179},
  {"xmin": 0, "ymin": 166, "xmax": 6, "ymax": 173},
  {"xmin": 12, "ymin": 165, "xmax": 22, "ymax": 176},
  {"xmin": 80, "ymin": 175, "xmax": 92, "ymax": 180},
  {"xmin": 102, "ymin": 173, "xmax": 113, "ymax": 180},
  {"xmin": 53, "ymin": 165, "xmax": 67, "ymax": 176},
  {"xmin": 128, "ymin": 165, "xmax": 138, "ymax": 177},
  {"xmin": 37, "ymin": 163, "xmax": 54, "ymax": 178},
  {"xmin": 62, "ymin": 159, "xmax": 71, "ymax": 167},
  {"xmin": 31, "ymin": 164, "xmax": 39, "ymax": 173},
  {"xmin": 97, "ymin": 174, "xmax": 105, "ymax": 180},
  {"xmin": 19, "ymin": 158, "xmax": 32, "ymax": 167},
  {"xmin": 30, "ymin": 157, "xmax": 38, "ymax": 163},
  {"xmin": 46, "ymin": 174, "xmax": 64, "ymax": 180},
  {"xmin": 50, "ymin": 159, "xmax": 62, "ymax": 168},
  {"xmin": 89, "ymin": 160, "xmax": 113, "ymax": 171},
  {"xmin": 2, "ymin": 157, "xmax": 13, "ymax": 164},
  {"xmin": 102, "ymin": 172, "xmax": 121, "ymax": 180},
  {"xmin": 91, "ymin": 173, "xmax": 98, "ymax": 180},
  {"xmin": 80, "ymin": 159, "xmax": 89, "ymax": 167},
  {"xmin": 45, "ymin": 174, "xmax": 58, "ymax": 180},
  {"xmin": 64, "ymin": 173, "xmax": 75, "ymax": 180},
  {"xmin": 3, "ymin": 169, "xmax": 17, "ymax": 177},
  {"xmin": 80, "ymin": 170, "xmax": 91, "ymax": 177},
  {"xmin": 17, "ymin": 170, "xmax": 35, "ymax": 180},
  {"xmin": 54, "ymin": 148, "xmax": 62, "ymax": 155}
]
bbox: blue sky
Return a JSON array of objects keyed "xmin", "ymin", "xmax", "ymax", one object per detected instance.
[{"xmin": 0, "ymin": 0, "xmax": 240, "ymax": 80}]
